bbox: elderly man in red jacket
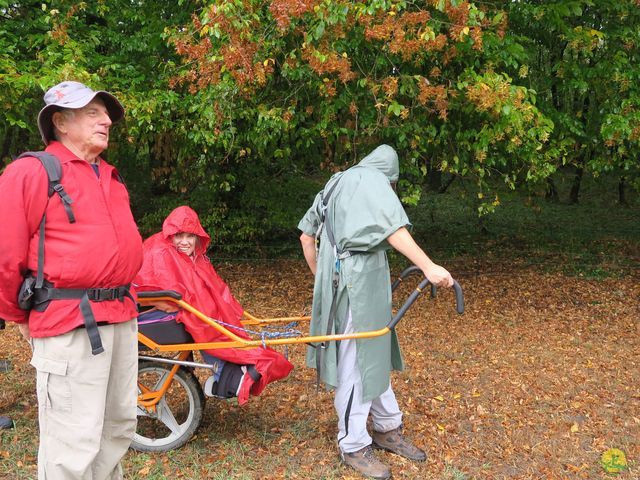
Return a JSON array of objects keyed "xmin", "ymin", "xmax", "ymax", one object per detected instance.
[{"xmin": 0, "ymin": 81, "xmax": 143, "ymax": 479}]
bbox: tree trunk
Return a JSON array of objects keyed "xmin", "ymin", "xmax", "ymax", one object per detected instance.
[
  {"xmin": 478, "ymin": 214, "xmax": 489, "ymax": 235},
  {"xmin": 0, "ymin": 133, "xmax": 11, "ymax": 164},
  {"xmin": 569, "ymin": 166, "xmax": 583, "ymax": 204},
  {"xmin": 2, "ymin": 128, "xmax": 32, "ymax": 163},
  {"xmin": 569, "ymin": 146, "xmax": 590, "ymax": 205},
  {"xmin": 545, "ymin": 177, "xmax": 559, "ymax": 202},
  {"xmin": 425, "ymin": 157, "xmax": 442, "ymax": 192},
  {"xmin": 618, "ymin": 176, "xmax": 628, "ymax": 206},
  {"xmin": 438, "ymin": 174, "xmax": 456, "ymax": 194}
]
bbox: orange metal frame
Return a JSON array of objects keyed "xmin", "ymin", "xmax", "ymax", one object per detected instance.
[
  {"xmin": 136, "ymin": 296, "xmax": 396, "ymax": 353},
  {"xmin": 135, "ymin": 296, "xmax": 394, "ymax": 409},
  {"xmin": 135, "ymin": 267, "xmax": 462, "ymax": 411},
  {"xmin": 137, "ymin": 350, "xmax": 191, "ymax": 411},
  {"xmin": 136, "ymin": 297, "xmax": 317, "ymax": 409}
]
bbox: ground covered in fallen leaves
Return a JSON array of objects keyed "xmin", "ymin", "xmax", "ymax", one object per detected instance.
[{"xmin": 1, "ymin": 259, "xmax": 638, "ymax": 479}]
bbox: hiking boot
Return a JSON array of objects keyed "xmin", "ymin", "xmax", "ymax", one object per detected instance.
[
  {"xmin": 341, "ymin": 445, "xmax": 391, "ymax": 479},
  {"xmin": 372, "ymin": 425, "xmax": 427, "ymax": 462}
]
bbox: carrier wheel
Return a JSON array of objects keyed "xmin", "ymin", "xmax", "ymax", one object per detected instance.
[{"xmin": 131, "ymin": 360, "xmax": 205, "ymax": 452}]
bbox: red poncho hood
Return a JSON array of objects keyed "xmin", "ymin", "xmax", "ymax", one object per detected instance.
[{"xmin": 160, "ymin": 206, "xmax": 210, "ymax": 256}]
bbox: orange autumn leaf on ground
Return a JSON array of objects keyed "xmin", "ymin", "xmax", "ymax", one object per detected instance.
[{"xmin": 1, "ymin": 259, "xmax": 638, "ymax": 479}]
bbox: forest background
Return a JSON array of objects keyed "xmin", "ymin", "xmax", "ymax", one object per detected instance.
[{"xmin": 1, "ymin": 0, "xmax": 639, "ymax": 255}]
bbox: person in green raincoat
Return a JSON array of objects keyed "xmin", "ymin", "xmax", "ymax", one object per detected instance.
[{"xmin": 299, "ymin": 145, "xmax": 454, "ymax": 479}]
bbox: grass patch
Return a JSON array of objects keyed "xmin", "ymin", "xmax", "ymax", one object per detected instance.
[
  {"xmin": 215, "ymin": 170, "xmax": 639, "ymax": 279},
  {"xmin": 442, "ymin": 464, "xmax": 469, "ymax": 480},
  {"xmin": 406, "ymin": 171, "xmax": 639, "ymax": 277}
]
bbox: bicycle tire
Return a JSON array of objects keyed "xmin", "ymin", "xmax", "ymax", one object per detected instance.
[{"xmin": 131, "ymin": 360, "xmax": 205, "ymax": 452}]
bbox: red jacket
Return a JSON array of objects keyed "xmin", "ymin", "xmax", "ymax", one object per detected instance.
[
  {"xmin": 0, "ymin": 142, "xmax": 143, "ymax": 337},
  {"xmin": 134, "ymin": 206, "xmax": 293, "ymax": 404}
]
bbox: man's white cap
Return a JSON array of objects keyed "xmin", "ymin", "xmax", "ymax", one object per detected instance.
[{"xmin": 37, "ymin": 80, "xmax": 124, "ymax": 144}]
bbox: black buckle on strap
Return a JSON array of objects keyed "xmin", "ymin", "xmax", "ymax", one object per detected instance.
[{"xmin": 87, "ymin": 287, "xmax": 123, "ymax": 302}]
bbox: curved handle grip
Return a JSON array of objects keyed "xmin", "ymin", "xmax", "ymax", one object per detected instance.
[
  {"xmin": 136, "ymin": 290, "xmax": 183, "ymax": 300},
  {"xmin": 392, "ymin": 265, "xmax": 437, "ymax": 298},
  {"xmin": 452, "ymin": 280, "xmax": 464, "ymax": 314},
  {"xmin": 416, "ymin": 278, "xmax": 464, "ymax": 314},
  {"xmin": 389, "ymin": 277, "xmax": 464, "ymax": 330}
]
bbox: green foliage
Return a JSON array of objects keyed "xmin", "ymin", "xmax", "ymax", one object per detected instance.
[
  {"xmin": 1, "ymin": 0, "xmax": 638, "ymax": 247},
  {"xmin": 166, "ymin": 0, "xmax": 559, "ymax": 216},
  {"xmin": 407, "ymin": 171, "xmax": 639, "ymax": 278},
  {"xmin": 502, "ymin": 0, "xmax": 640, "ymax": 197}
]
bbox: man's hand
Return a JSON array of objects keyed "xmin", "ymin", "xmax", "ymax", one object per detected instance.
[
  {"xmin": 422, "ymin": 263, "xmax": 454, "ymax": 288},
  {"xmin": 18, "ymin": 323, "xmax": 30, "ymax": 341}
]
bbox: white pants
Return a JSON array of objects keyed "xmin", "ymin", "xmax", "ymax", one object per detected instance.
[
  {"xmin": 31, "ymin": 320, "xmax": 138, "ymax": 480},
  {"xmin": 335, "ymin": 311, "xmax": 402, "ymax": 453}
]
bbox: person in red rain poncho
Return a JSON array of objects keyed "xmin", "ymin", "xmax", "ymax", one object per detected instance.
[{"xmin": 134, "ymin": 206, "xmax": 293, "ymax": 405}]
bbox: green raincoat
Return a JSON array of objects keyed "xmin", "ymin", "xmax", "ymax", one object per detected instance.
[{"xmin": 298, "ymin": 145, "xmax": 411, "ymax": 402}]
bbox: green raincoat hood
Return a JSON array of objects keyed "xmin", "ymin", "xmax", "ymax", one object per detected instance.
[{"xmin": 357, "ymin": 144, "xmax": 399, "ymax": 183}]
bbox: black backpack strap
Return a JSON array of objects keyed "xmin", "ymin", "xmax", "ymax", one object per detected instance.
[
  {"xmin": 111, "ymin": 167, "xmax": 126, "ymax": 186},
  {"xmin": 32, "ymin": 284, "xmax": 133, "ymax": 356},
  {"xmin": 314, "ymin": 173, "xmax": 354, "ymax": 389},
  {"xmin": 319, "ymin": 177, "xmax": 341, "ymax": 227},
  {"xmin": 17, "ymin": 152, "xmax": 75, "ymax": 223},
  {"xmin": 35, "ymin": 217, "xmax": 46, "ymax": 289},
  {"xmin": 14, "ymin": 152, "xmax": 105, "ymax": 354},
  {"xmin": 16, "ymin": 152, "xmax": 75, "ymax": 289},
  {"xmin": 315, "ymin": 175, "xmax": 342, "ymax": 256},
  {"xmin": 79, "ymin": 293, "xmax": 105, "ymax": 355},
  {"xmin": 319, "ymin": 174, "xmax": 360, "ymax": 259}
]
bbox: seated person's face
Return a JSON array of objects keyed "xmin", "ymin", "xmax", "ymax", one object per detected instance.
[{"xmin": 172, "ymin": 232, "xmax": 197, "ymax": 257}]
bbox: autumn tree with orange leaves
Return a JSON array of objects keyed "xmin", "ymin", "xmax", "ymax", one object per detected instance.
[
  {"xmin": 0, "ymin": 0, "xmax": 638, "ymax": 245},
  {"xmin": 166, "ymin": 0, "xmax": 556, "ymax": 216}
]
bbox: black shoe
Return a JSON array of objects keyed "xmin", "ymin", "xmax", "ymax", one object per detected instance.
[{"xmin": 0, "ymin": 416, "xmax": 14, "ymax": 430}]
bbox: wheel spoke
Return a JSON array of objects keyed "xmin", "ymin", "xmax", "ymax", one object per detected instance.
[
  {"xmin": 153, "ymin": 371, "xmax": 170, "ymax": 390},
  {"xmin": 133, "ymin": 363, "xmax": 202, "ymax": 452},
  {"xmin": 155, "ymin": 396, "xmax": 183, "ymax": 435}
]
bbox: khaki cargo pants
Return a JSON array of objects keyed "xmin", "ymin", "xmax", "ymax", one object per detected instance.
[{"xmin": 31, "ymin": 320, "xmax": 138, "ymax": 480}]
